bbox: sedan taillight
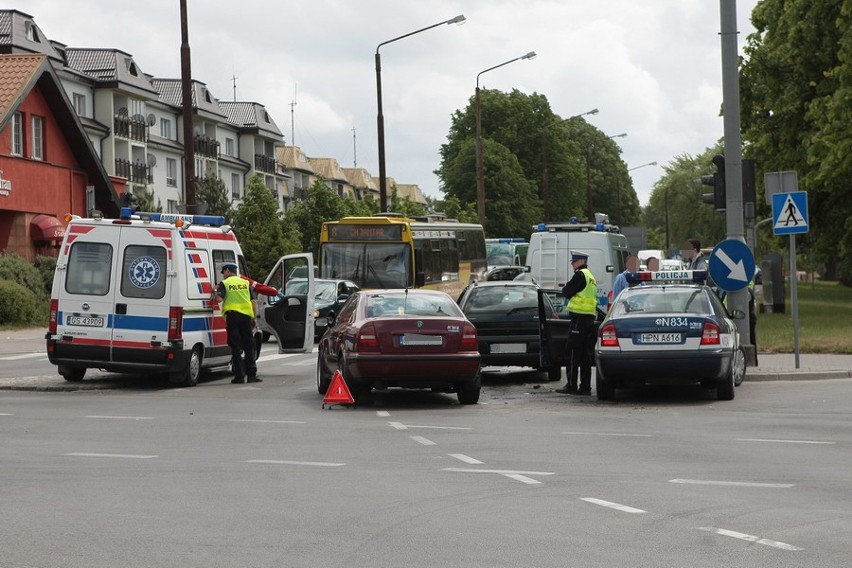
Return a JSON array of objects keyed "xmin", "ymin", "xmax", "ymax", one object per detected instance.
[
  {"xmin": 700, "ymin": 322, "xmax": 720, "ymax": 345},
  {"xmin": 600, "ymin": 323, "xmax": 618, "ymax": 347},
  {"xmin": 460, "ymin": 322, "xmax": 478, "ymax": 352},
  {"xmin": 357, "ymin": 323, "xmax": 380, "ymax": 352}
]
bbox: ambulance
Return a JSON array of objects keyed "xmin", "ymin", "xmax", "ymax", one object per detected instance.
[{"xmin": 46, "ymin": 208, "xmax": 315, "ymax": 386}]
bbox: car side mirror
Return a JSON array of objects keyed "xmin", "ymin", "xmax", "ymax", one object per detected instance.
[
  {"xmin": 337, "ymin": 293, "xmax": 349, "ymax": 302},
  {"xmin": 730, "ymin": 308, "xmax": 746, "ymax": 320}
]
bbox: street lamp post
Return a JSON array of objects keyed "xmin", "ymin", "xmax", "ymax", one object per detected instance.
[
  {"xmin": 540, "ymin": 108, "xmax": 598, "ymax": 222},
  {"xmin": 585, "ymin": 132, "xmax": 626, "ymax": 220},
  {"xmin": 475, "ymin": 51, "xmax": 536, "ymax": 226},
  {"xmin": 375, "ymin": 15, "xmax": 466, "ymax": 213}
]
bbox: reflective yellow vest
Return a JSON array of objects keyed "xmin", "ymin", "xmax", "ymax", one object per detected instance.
[
  {"xmin": 568, "ymin": 268, "xmax": 597, "ymax": 315},
  {"xmin": 221, "ymin": 275, "xmax": 254, "ymax": 317}
]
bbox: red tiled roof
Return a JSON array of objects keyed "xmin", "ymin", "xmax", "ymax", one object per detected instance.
[{"xmin": 0, "ymin": 53, "xmax": 45, "ymax": 122}]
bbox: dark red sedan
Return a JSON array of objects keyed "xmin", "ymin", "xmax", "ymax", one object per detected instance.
[{"xmin": 316, "ymin": 289, "xmax": 482, "ymax": 404}]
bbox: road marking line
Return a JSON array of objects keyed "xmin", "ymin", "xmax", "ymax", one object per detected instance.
[
  {"xmin": 234, "ymin": 385, "xmax": 262, "ymax": 390},
  {"xmin": 563, "ymin": 431, "xmax": 654, "ymax": 437},
  {"xmin": 0, "ymin": 413, "xmax": 13, "ymax": 416},
  {"xmin": 0, "ymin": 353, "xmax": 44, "ymax": 360},
  {"xmin": 410, "ymin": 435, "xmax": 436, "ymax": 446},
  {"xmin": 698, "ymin": 527, "xmax": 803, "ymax": 551},
  {"xmin": 736, "ymin": 438, "xmax": 835, "ymax": 445},
  {"xmin": 376, "ymin": 411, "xmax": 391, "ymax": 417},
  {"xmin": 86, "ymin": 415, "xmax": 153, "ymax": 420},
  {"xmin": 229, "ymin": 419, "xmax": 306, "ymax": 424},
  {"xmin": 670, "ymin": 479, "xmax": 795, "ymax": 488},
  {"xmin": 503, "ymin": 473, "xmax": 541, "ymax": 484},
  {"xmin": 449, "ymin": 453, "xmax": 483, "ymax": 465},
  {"xmin": 255, "ymin": 353, "xmax": 300, "ymax": 363},
  {"xmin": 388, "ymin": 421, "xmax": 408, "ymax": 430},
  {"xmin": 65, "ymin": 452, "xmax": 157, "ymax": 459},
  {"xmin": 404, "ymin": 424, "xmax": 472, "ymax": 430},
  {"xmin": 247, "ymin": 460, "xmax": 344, "ymax": 467},
  {"xmin": 580, "ymin": 498, "xmax": 646, "ymax": 514},
  {"xmin": 442, "ymin": 468, "xmax": 554, "ymax": 476}
]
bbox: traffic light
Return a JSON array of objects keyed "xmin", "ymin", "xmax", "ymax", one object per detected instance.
[{"xmin": 700, "ymin": 154, "xmax": 726, "ymax": 211}]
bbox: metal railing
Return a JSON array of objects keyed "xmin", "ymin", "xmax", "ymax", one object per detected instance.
[
  {"xmin": 115, "ymin": 158, "xmax": 149, "ymax": 184},
  {"xmin": 194, "ymin": 135, "xmax": 220, "ymax": 159},
  {"xmin": 254, "ymin": 154, "xmax": 277, "ymax": 174},
  {"xmin": 114, "ymin": 115, "xmax": 148, "ymax": 142}
]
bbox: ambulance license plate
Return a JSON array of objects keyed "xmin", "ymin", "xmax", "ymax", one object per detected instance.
[{"xmin": 67, "ymin": 316, "xmax": 104, "ymax": 327}]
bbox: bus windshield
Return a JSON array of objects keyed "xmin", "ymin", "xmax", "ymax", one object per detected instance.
[{"xmin": 320, "ymin": 242, "xmax": 411, "ymax": 289}]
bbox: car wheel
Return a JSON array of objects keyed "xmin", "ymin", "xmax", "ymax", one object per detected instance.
[
  {"xmin": 732, "ymin": 346, "xmax": 746, "ymax": 386},
  {"xmin": 547, "ymin": 365, "xmax": 562, "ymax": 382},
  {"xmin": 316, "ymin": 354, "xmax": 331, "ymax": 394},
  {"xmin": 169, "ymin": 347, "xmax": 201, "ymax": 387},
  {"xmin": 717, "ymin": 362, "xmax": 736, "ymax": 401},
  {"xmin": 596, "ymin": 371, "xmax": 615, "ymax": 401},
  {"xmin": 59, "ymin": 366, "xmax": 85, "ymax": 382},
  {"xmin": 457, "ymin": 371, "xmax": 482, "ymax": 405}
]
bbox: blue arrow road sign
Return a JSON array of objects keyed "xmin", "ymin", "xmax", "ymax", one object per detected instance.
[
  {"xmin": 772, "ymin": 191, "xmax": 809, "ymax": 235},
  {"xmin": 709, "ymin": 239, "xmax": 756, "ymax": 292}
]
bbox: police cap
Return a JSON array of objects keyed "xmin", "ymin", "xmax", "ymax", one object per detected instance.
[
  {"xmin": 221, "ymin": 262, "xmax": 238, "ymax": 273},
  {"xmin": 570, "ymin": 250, "xmax": 589, "ymax": 262}
]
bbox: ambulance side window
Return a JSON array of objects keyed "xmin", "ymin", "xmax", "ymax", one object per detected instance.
[
  {"xmin": 66, "ymin": 242, "xmax": 112, "ymax": 295},
  {"xmin": 120, "ymin": 245, "xmax": 167, "ymax": 299},
  {"xmin": 212, "ymin": 250, "xmax": 237, "ymax": 285}
]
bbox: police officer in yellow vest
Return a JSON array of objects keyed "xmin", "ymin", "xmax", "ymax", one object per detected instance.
[
  {"xmin": 217, "ymin": 262, "xmax": 261, "ymax": 384},
  {"xmin": 556, "ymin": 250, "xmax": 598, "ymax": 396}
]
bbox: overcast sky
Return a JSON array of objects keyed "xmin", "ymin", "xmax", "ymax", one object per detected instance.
[{"xmin": 28, "ymin": 0, "xmax": 759, "ymax": 208}]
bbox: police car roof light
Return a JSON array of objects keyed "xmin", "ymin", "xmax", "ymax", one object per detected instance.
[{"xmin": 625, "ymin": 269, "xmax": 707, "ymax": 284}]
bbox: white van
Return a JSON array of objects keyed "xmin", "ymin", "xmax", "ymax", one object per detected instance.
[
  {"xmin": 526, "ymin": 214, "xmax": 629, "ymax": 309},
  {"xmin": 46, "ymin": 208, "xmax": 314, "ymax": 386}
]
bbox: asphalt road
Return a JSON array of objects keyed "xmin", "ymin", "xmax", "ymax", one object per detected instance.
[{"xmin": 1, "ymin": 341, "xmax": 851, "ymax": 567}]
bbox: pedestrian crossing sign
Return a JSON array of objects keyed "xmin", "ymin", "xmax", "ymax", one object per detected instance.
[{"xmin": 772, "ymin": 191, "xmax": 809, "ymax": 235}]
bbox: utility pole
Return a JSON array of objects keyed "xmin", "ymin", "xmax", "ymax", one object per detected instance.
[{"xmin": 179, "ymin": 0, "xmax": 196, "ymax": 213}]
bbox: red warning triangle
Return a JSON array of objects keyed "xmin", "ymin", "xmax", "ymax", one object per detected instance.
[{"xmin": 323, "ymin": 369, "xmax": 355, "ymax": 405}]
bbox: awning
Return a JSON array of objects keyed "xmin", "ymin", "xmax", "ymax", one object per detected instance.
[{"xmin": 30, "ymin": 214, "xmax": 65, "ymax": 241}]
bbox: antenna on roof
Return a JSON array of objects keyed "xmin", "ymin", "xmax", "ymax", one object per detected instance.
[
  {"xmin": 352, "ymin": 126, "xmax": 357, "ymax": 167},
  {"xmin": 231, "ymin": 72, "xmax": 237, "ymax": 102},
  {"xmin": 289, "ymin": 83, "xmax": 297, "ymax": 149}
]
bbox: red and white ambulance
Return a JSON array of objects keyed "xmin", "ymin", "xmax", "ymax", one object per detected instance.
[{"xmin": 46, "ymin": 207, "xmax": 314, "ymax": 386}]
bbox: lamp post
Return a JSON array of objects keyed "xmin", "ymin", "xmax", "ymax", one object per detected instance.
[
  {"xmin": 375, "ymin": 15, "xmax": 466, "ymax": 213},
  {"xmin": 475, "ymin": 51, "xmax": 537, "ymax": 226},
  {"xmin": 540, "ymin": 108, "xmax": 598, "ymax": 222},
  {"xmin": 585, "ymin": 132, "xmax": 626, "ymax": 220}
]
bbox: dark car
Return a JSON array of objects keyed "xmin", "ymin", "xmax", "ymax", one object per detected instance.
[
  {"xmin": 590, "ymin": 271, "xmax": 746, "ymax": 401},
  {"xmin": 316, "ymin": 289, "xmax": 482, "ymax": 404},
  {"xmin": 281, "ymin": 278, "xmax": 359, "ymax": 340},
  {"xmin": 458, "ymin": 281, "xmax": 561, "ymax": 381},
  {"xmin": 484, "ymin": 265, "xmax": 527, "ymax": 281}
]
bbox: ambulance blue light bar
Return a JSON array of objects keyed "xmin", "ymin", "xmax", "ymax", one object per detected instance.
[
  {"xmin": 625, "ymin": 270, "xmax": 707, "ymax": 284},
  {"xmin": 119, "ymin": 207, "xmax": 226, "ymax": 226}
]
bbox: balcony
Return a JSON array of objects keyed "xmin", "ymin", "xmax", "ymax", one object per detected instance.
[
  {"xmin": 114, "ymin": 115, "xmax": 148, "ymax": 143},
  {"xmin": 194, "ymin": 135, "xmax": 220, "ymax": 159},
  {"xmin": 254, "ymin": 154, "xmax": 277, "ymax": 174},
  {"xmin": 115, "ymin": 158, "xmax": 150, "ymax": 185}
]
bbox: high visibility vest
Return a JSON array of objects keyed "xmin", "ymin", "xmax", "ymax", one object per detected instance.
[
  {"xmin": 568, "ymin": 268, "xmax": 597, "ymax": 315},
  {"xmin": 221, "ymin": 275, "xmax": 254, "ymax": 317}
]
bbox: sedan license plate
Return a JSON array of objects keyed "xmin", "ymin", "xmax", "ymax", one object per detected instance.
[
  {"xmin": 67, "ymin": 316, "xmax": 104, "ymax": 327},
  {"xmin": 639, "ymin": 332, "xmax": 681, "ymax": 344},
  {"xmin": 400, "ymin": 333, "xmax": 442, "ymax": 346},
  {"xmin": 491, "ymin": 343, "xmax": 526, "ymax": 354}
]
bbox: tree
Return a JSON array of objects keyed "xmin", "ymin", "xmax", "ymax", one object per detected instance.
[
  {"xmin": 740, "ymin": 0, "xmax": 852, "ymax": 284},
  {"xmin": 231, "ymin": 175, "xmax": 288, "ymax": 279},
  {"xmin": 284, "ymin": 177, "xmax": 351, "ymax": 259},
  {"xmin": 196, "ymin": 175, "xmax": 235, "ymax": 222}
]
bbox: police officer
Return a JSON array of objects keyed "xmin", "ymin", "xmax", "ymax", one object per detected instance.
[
  {"xmin": 217, "ymin": 263, "xmax": 261, "ymax": 384},
  {"xmin": 556, "ymin": 250, "xmax": 598, "ymax": 396}
]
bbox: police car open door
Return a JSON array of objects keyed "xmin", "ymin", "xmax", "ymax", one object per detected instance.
[{"xmin": 259, "ymin": 253, "xmax": 316, "ymax": 352}]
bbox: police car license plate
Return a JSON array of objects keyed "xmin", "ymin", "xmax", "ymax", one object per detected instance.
[
  {"xmin": 67, "ymin": 316, "xmax": 104, "ymax": 327},
  {"xmin": 400, "ymin": 333, "xmax": 442, "ymax": 346},
  {"xmin": 491, "ymin": 343, "xmax": 526, "ymax": 353},
  {"xmin": 639, "ymin": 332, "xmax": 680, "ymax": 344}
]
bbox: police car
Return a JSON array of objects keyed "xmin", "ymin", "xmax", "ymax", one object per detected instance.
[{"xmin": 593, "ymin": 270, "xmax": 746, "ymax": 401}]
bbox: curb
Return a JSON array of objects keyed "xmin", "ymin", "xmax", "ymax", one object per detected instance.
[{"xmin": 746, "ymin": 370, "xmax": 852, "ymax": 382}]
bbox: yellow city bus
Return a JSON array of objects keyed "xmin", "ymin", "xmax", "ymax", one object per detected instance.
[{"xmin": 319, "ymin": 214, "xmax": 487, "ymax": 297}]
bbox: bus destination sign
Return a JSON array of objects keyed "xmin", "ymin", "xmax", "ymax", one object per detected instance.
[{"xmin": 328, "ymin": 224, "xmax": 403, "ymax": 241}]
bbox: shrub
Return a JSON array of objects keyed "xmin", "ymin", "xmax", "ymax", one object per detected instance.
[
  {"xmin": 0, "ymin": 278, "xmax": 45, "ymax": 326},
  {"xmin": 0, "ymin": 253, "xmax": 48, "ymax": 301},
  {"xmin": 34, "ymin": 255, "xmax": 58, "ymax": 296}
]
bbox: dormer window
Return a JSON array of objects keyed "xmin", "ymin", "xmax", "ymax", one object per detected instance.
[
  {"xmin": 125, "ymin": 59, "xmax": 139, "ymax": 77},
  {"xmin": 264, "ymin": 111, "xmax": 270, "ymax": 123},
  {"xmin": 204, "ymin": 89, "xmax": 211, "ymax": 103},
  {"xmin": 25, "ymin": 22, "xmax": 39, "ymax": 42}
]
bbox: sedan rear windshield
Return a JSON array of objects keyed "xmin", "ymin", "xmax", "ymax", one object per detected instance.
[
  {"xmin": 366, "ymin": 293, "xmax": 462, "ymax": 318},
  {"xmin": 613, "ymin": 288, "xmax": 711, "ymax": 315},
  {"xmin": 464, "ymin": 286, "xmax": 539, "ymax": 314}
]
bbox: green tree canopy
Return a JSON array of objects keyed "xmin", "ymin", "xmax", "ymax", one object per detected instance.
[
  {"xmin": 196, "ymin": 175, "xmax": 235, "ymax": 223},
  {"xmin": 231, "ymin": 175, "xmax": 288, "ymax": 279},
  {"xmin": 284, "ymin": 178, "xmax": 352, "ymax": 259}
]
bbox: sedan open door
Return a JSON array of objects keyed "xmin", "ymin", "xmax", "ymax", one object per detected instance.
[
  {"xmin": 258, "ymin": 253, "xmax": 315, "ymax": 353},
  {"xmin": 537, "ymin": 289, "xmax": 572, "ymax": 371}
]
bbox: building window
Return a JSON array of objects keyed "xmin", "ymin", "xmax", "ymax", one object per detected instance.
[
  {"xmin": 167, "ymin": 200, "xmax": 178, "ymax": 213},
  {"xmin": 225, "ymin": 138, "xmax": 235, "ymax": 157},
  {"xmin": 160, "ymin": 118, "xmax": 171, "ymax": 139},
  {"xmin": 72, "ymin": 93, "xmax": 86, "ymax": 117},
  {"xmin": 11, "ymin": 113, "xmax": 23, "ymax": 156},
  {"xmin": 166, "ymin": 158, "xmax": 177, "ymax": 187},
  {"xmin": 31, "ymin": 116, "xmax": 44, "ymax": 160},
  {"xmin": 231, "ymin": 173, "xmax": 241, "ymax": 198}
]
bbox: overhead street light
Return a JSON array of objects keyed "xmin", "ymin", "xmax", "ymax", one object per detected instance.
[
  {"xmin": 629, "ymin": 161, "xmax": 658, "ymax": 172},
  {"xmin": 540, "ymin": 108, "xmax": 598, "ymax": 222},
  {"xmin": 475, "ymin": 51, "xmax": 537, "ymax": 226},
  {"xmin": 375, "ymin": 14, "xmax": 466, "ymax": 213}
]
